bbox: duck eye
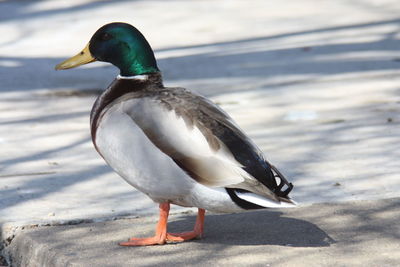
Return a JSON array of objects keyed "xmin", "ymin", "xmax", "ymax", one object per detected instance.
[{"xmin": 101, "ymin": 33, "xmax": 112, "ymax": 41}]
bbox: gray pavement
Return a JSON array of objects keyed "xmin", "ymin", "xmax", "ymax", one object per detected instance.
[
  {"xmin": 1, "ymin": 0, "xmax": 400, "ymax": 266},
  {"xmin": 6, "ymin": 198, "xmax": 400, "ymax": 267}
]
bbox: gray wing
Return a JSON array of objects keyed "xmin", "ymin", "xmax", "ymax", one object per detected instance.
[{"xmin": 125, "ymin": 87, "xmax": 293, "ymax": 199}]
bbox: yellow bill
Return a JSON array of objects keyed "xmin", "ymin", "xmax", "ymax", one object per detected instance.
[{"xmin": 55, "ymin": 43, "xmax": 96, "ymax": 70}]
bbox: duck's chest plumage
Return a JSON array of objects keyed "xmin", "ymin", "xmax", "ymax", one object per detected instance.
[{"xmin": 94, "ymin": 100, "xmax": 194, "ymax": 200}]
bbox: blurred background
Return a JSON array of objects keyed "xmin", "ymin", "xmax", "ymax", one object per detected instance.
[{"xmin": 1, "ymin": 0, "xmax": 400, "ymax": 227}]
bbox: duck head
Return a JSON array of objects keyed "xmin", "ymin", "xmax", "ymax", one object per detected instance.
[{"xmin": 55, "ymin": 22, "xmax": 159, "ymax": 76}]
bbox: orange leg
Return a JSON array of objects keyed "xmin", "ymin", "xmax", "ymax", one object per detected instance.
[
  {"xmin": 119, "ymin": 202, "xmax": 205, "ymax": 246},
  {"xmin": 119, "ymin": 202, "xmax": 170, "ymax": 246}
]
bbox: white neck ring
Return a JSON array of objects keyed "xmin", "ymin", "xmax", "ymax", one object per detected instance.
[{"xmin": 117, "ymin": 74, "xmax": 148, "ymax": 80}]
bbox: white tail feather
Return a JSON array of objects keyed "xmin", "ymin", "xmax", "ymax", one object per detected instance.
[{"xmin": 236, "ymin": 191, "xmax": 297, "ymax": 208}]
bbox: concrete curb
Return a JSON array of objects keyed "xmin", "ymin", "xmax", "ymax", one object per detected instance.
[{"xmin": 4, "ymin": 198, "xmax": 400, "ymax": 266}]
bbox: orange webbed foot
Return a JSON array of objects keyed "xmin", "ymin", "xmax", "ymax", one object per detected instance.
[{"xmin": 119, "ymin": 204, "xmax": 205, "ymax": 247}]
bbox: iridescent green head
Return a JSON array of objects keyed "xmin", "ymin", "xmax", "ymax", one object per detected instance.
[{"xmin": 55, "ymin": 22, "xmax": 159, "ymax": 76}]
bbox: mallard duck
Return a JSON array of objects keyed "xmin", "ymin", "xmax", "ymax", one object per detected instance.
[{"xmin": 55, "ymin": 22, "xmax": 295, "ymax": 246}]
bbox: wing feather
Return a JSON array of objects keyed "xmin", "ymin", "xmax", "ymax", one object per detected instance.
[
  {"xmin": 123, "ymin": 97, "xmax": 248, "ymax": 187},
  {"xmin": 122, "ymin": 88, "xmax": 293, "ymax": 199}
]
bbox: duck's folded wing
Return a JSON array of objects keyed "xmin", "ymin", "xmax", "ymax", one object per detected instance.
[{"xmin": 123, "ymin": 88, "xmax": 293, "ymax": 200}]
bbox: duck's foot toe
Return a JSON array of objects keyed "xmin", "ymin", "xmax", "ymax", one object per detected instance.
[
  {"xmin": 119, "ymin": 236, "xmax": 166, "ymax": 246},
  {"xmin": 166, "ymin": 231, "xmax": 202, "ymax": 242}
]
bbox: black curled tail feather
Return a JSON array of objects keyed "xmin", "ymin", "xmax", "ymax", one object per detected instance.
[{"xmin": 269, "ymin": 164, "xmax": 293, "ymax": 198}]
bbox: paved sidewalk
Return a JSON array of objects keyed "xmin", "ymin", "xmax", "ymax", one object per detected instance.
[
  {"xmin": 6, "ymin": 198, "xmax": 400, "ymax": 266},
  {"xmin": 1, "ymin": 0, "xmax": 400, "ymax": 266}
]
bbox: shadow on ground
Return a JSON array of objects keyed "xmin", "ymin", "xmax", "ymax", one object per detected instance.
[
  {"xmin": 168, "ymin": 210, "xmax": 334, "ymax": 247},
  {"xmin": 1, "ymin": 14, "xmax": 400, "ymax": 93}
]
